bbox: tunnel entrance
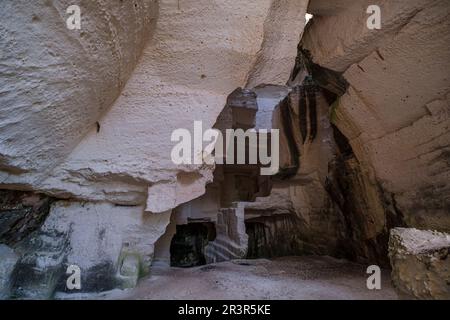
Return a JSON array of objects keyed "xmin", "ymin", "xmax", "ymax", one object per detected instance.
[{"xmin": 170, "ymin": 222, "xmax": 216, "ymax": 268}]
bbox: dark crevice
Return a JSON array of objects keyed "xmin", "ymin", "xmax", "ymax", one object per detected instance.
[
  {"xmin": 290, "ymin": 47, "xmax": 349, "ymax": 98},
  {"xmin": 276, "ymin": 83, "xmax": 321, "ymax": 179},
  {"xmin": 325, "ymin": 126, "xmax": 407, "ymax": 267},
  {"xmin": 332, "ymin": 124, "xmax": 353, "ymax": 158},
  {"xmin": 277, "ymin": 96, "xmax": 300, "ymax": 179},
  {"xmin": 0, "ymin": 190, "xmax": 55, "ymax": 247},
  {"xmin": 298, "ymin": 87, "xmax": 308, "ymax": 143},
  {"xmin": 170, "ymin": 222, "xmax": 216, "ymax": 268},
  {"xmin": 307, "ymin": 87, "xmax": 318, "ymax": 142}
]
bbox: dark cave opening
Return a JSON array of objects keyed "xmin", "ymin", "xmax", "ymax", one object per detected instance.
[
  {"xmin": 170, "ymin": 222, "xmax": 216, "ymax": 268},
  {"xmin": 245, "ymin": 214, "xmax": 303, "ymax": 259}
]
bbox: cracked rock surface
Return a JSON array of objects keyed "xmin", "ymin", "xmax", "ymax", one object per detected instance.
[{"xmin": 389, "ymin": 228, "xmax": 450, "ymax": 299}]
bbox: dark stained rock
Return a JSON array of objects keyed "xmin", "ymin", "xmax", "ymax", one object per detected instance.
[{"xmin": 0, "ymin": 190, "xmax": 54, "ymax": 246}]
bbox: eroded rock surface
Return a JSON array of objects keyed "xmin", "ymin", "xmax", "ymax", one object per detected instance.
[
  {"xmin": 0, "ymin": 245, "xmax": 18, "ymax": 299},
  {"xmin": 389, "ymin": 228, "xmax": 450, "ymax": 299},
  {"xmin": 303, "ymin": 0, "xmax": 450, "ymax": 232},
  {"xmin": 0, "ymin": 0, "xmax": 308, "ymax": 210},
  {"xmin": 1, "ymin": 0, "xmax": 449, "ymax": 299},
  {"xmin": 0, "ymin": 0, "xmax": 158, "ymax": 181},
  {"xmin": 10, "ymin": 201, "xmax": 170, "ymax": 298},
  {"xmin": 0, "ymin": 190, "xmax": 53, "ymax": 246}
]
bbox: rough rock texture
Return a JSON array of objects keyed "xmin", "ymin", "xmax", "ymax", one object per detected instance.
[
  {"xmin": 259, "ymin": 85, "xmax": 342, "ymax": 256},
  {"xmin": 389, "ymin": 228, "xmax": 450, "ymax": 299},
  {"xmin": 0, "ymin": 0, "xmax": 311, "ymax": 296},
  {"xmin": 205, "ymin": 203, "xmax": 249, "ymax": 263},
  {"xmin": 246, "ymin": 213, "xmax": 304, "ymax": 258},
  {"xmin": 101, "ymin": 257, "xmax": 399, "ymax": 300},
  {"xmin": 0, "ymin": 244, "xmax": 18, "ymax": 299},
  {"xmin": 0, "ymin": 0, "xmax": 158, "ymax": 181},
  {"xmin": 2, "ymin": 0, "xmax": 449, "ymax": 299},
  {"xmin": 0, "ymin": 190, "xmax": 53, "ymax": 246},
  {"xmin": 9, "ymin": 201, "xmax": 170, "ymax": 298},
  {"xmin": 242, "ymin": 0, "xmax": 450, "ymax": 268},
  {"xmin": 44, "ymin": 0, "xmax": 272, "ymax": 207},
  {"xmin": 307, "ymin": 0, "xmax": 353, "ymax": 16},
  {"xmin": 157, "ymin": 87, "xmax": 274, "ymax": 265},
  {"xmin": 303, "ymin": 0, "xmax": 450, "ymax": 233},
  {"xmin": 326, "ymin": 147, "xmax": 406, "ymax": 266},
  {"xmin": 246, "ymin": 0, "xmax": 308, "ymax": 87},
  {"xmin": 1, "ymin": 0, "xmax": 308, "ymax": 210}
]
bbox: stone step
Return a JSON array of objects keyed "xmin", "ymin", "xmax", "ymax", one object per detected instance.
[
  {"xmin": 205, "ymin": 247, "xmax": 230, "ymax": 263},
  {"xmin": 213, "ymin": 236, "xmax": 247, "ymax": 256},
  {"xmin": 205, "ymin": 237, "xmax": 247, "ymax": 264}
]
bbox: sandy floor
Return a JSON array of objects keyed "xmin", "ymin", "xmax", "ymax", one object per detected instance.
[{"xmin": 98, "ymin": 256, "xmax": 398, "ymax": 300}]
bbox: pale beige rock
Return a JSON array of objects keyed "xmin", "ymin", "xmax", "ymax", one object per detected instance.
[
  {"xmin": 246, "ymin": 0, "xmax": 309, "ymax": 87},
  {"xmin": 308, "ymin": 0, "xmax": 354, "ymax": 16},
  {"xmin": 7, "ymin": 201, "xmax": 171, "ymax": 297},
  {"xmin": 42, "ymin": 201, "xmax": 171, "ymax": 273},
  {"xmin": 246, "ymin": 89, "xmax": 341, "ymax": 255},
  {"xmin": 5, "ymin": 0, "xmax": 450, "ymax": 298},
  {"xmin": 308, "ymin": 0, "xmax": 450, "ymax": 232},
  {"xmin": 0, "ymin": 1, "xmax": 311, "ymax": 294},
  {"xmin": 1, "ymin": 0, "xmax": 309, "ymax": 216},
  {"xmin": 0, "ymin": 0, "xmax": 157, "ymax": 180},
  {"xmin": 46, "ymin": 0, "xmax": 274, "ymax": 208},
  {"xmin": 303, "ymin": 0, "xmax": 439, "ymax": 72},
  {"xmin": 389, "ymin": 228, "xmax": 450, "ymax": 299}
]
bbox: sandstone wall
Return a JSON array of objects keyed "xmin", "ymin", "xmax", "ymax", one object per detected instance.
[
  {"xmin": 0, "ymin": 0, "xmax": 310, "ymax": 297},
  {"xmin": 3, "ymin": 0, "xmax": 448, "ymax": 299},
  {"xmin": 0, "ymin": 0, "xmax": 158, "ymax": 184},
  {"xmin": 1, "ymin": 0, "xmax": 309, "ymax": 211},
  {"xmin": 389, "ymin": 228, "xmax": 450, "ymax": 299},
  {"xmin": 303, "ymin": 0, "xmax": 450, "ymax": 232}
]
